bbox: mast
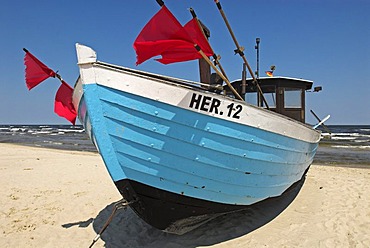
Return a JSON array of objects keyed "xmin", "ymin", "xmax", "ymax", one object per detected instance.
[
  {"xmin": 255, "ymin": 38, "xmax": 262, "ymax": 106},
  {"xmin": 213, "ymin": 0, "xmax": 270, "ymax": 109},
  {"xmin": 198, "ymin": 22, "xmax": 211, "ymax": 84}
]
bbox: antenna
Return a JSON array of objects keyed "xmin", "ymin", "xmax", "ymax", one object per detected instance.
[{"xmin": 255, "ymin": 38, "xmax": 260, "ymax": 79}]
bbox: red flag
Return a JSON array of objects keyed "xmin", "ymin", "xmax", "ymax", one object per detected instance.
[
  {"xmin": 54, "ymin": 81, "xmax": 77, "ymax": 125},
  {"xmin": 23, "ymin": 49, "xmax": 56, "ymax": 90},
  {"xmin": 157, "ymin": 18, "xmax": 213, "ymax": 64},
  {"xmin": 134, "ymin": 6, "xmax": 190, "ymax": 65},
  {"xmin": 133, "ymin": 6, "xmax": 213, "ymax": 65}
]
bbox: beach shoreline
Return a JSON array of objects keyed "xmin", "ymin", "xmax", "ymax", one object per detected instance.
[{"xmin": 1, "ymin": 143, "xmax": 369, "ymax": 247}]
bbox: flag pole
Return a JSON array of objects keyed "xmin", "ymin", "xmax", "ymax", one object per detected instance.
[
  {"xmin": 213, "ymin": 0, "xmax": 269, "ymax": 109},
  {"xmin": 55, "ymin": 73, "xmax": 73, "ymax": 90},
  {"xmin": 155, "ymin": 0, "xmax": 164, "ymax": 6},
  {"xmin": 195, "ymin": 45, "xmax": 243, "ymax": 101},
  {"xmin": 189, "ymin": 8, "xmax": 244, "ymax": 100},
  {"xmin": 189, "ymin": 8, "xmax": 229, "ymax": 81}
]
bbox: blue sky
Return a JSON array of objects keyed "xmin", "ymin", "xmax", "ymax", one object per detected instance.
[{"xmin": 1, "ymin": 0, "xmax": 369, "ymax": 125}]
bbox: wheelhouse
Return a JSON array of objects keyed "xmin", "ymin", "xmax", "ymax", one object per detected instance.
[{"xmin": 226, "ymin": 77, "xmax": 313, "ymax": 123}]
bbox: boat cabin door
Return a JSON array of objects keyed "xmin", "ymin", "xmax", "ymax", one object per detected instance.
[{"xmin": 275, "ymin": 86, "xmax": 305, "ymax": 122}]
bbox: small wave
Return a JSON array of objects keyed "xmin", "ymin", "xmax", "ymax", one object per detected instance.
[
  {"xmin": 359, "ymin": 129, "xmax": 370, "ymax": 132},
  {"xmin": 321, "ymin": 132, "xmax": 370, "ymax": 140},
  {"xmin": 32, "ymin": 131, "xmax": 52, "ymax": 135},
  {"xmin": 332, "ymin": 145, "xmax": 370, "ymax": 149},
  {"xmin": 10, "ymin": 128, "xmax": 27, "ymax": 132},
  {"xmin": 57, "ymin": 129, "xmax": 85, "ymax": 133},
  {"xmin": 41, "ymin": 128, "xmax": 53, "ymax": 131},
  {"xmin": 354, "ymin": 139, "xmax": 370, "ymax": 143},
  {"xmin": 43, "ymin": 140, "xmax": 63, "ymax": 145},
  {"xmin": 330, "ymin": 136, "xmax": 357, "ymax": 140},
  {"xmin": 332, "ymin": 132, "xmax": 361, "ymax": 136}
]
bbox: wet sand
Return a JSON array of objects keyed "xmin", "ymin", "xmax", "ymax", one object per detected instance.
[{"xmin": 1, "ymin": 143, "xmax": 369, "ymax": 247}]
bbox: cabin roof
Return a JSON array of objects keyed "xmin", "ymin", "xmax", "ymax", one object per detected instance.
[
  {"xmin": 252, "ymin": 76, "xmax": 313, "ymax": 83},
  {"xmin": 231, "ymin": 76, "xmax": 314, "ymax": 91}
]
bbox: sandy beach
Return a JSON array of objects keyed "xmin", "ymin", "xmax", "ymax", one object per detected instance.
[{"xmin": 1, "ymin": 143, "xmax": 369, "ymax": 247}]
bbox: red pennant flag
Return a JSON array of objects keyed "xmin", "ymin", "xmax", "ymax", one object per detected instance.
[
  {"xmin": 23, "ymin": 49, "xmax": 56, "ymax": 90},
  {"xmin": 133, "ymin": 6, "xmax": 213, "ymax": 65},
  {"xmin": 134, "ymin": 6, "xmax": 189, "ymax": 65},
  {"xmin": 54, "ymin": 81, "xmax": 77, "ymax": 125},
  {"xmin": 157, "ymin": 18, "xmax": 213, "ymax": 64}
]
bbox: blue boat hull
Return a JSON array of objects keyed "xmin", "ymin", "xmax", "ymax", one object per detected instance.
[
  {"xmin": 76, "ymin": 82, "xmax": 317, "ymax": 232},
  {"xmin": 73, "ymin": 44, "xmax": 320, "ymax": 233}
]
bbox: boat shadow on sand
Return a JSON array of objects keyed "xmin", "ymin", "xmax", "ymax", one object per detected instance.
[{"xmin": 85, "ymin": 176, "xmax": 305, "ymax": 248}]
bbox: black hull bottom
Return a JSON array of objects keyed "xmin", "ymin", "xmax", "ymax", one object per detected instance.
[
  {"xmin": 114, "ymin": 174, "xmax": 306, "ymax": 234},
  {"xmin": 114, "ymin": 180, "xmax": 246, "ymax": 234}
]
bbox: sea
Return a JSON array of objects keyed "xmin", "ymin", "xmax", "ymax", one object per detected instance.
[{"xmin": 0, "ymin": 124, "xmax": 369, "ymax": 167}]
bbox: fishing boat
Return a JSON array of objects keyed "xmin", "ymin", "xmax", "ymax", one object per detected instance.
[
  {"xmin": 23, "ymin": 1, "xmax": 323, "ymax": 235},
  {"xmin": 73, "ymin": 42, "xmax": 321, "ymax": 234}
]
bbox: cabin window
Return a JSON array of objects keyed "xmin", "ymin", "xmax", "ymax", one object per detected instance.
[
  {"xmin": 245, "ymin": 92, "xmax": 257, "ymax": 105},
  {"xmin": 263, "ymin": 92, "xmax": 276, "ymax": 108},
  {"xmin": 245, "ymin": 86, "xmax": 276, "ymax": 108},
  {"xmin": 284, "ymin": 88, "xmax": 302, "ymax": 108}
]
